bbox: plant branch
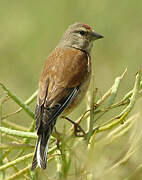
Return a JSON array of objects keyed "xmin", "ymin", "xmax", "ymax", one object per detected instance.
[
  {"xmin": 0, "ymin": 83, "xmax": 34, "ymax": 119},
  {"xmin": 0, "ymin": 153, "xmax": 33, "ymax": 171},
  {"xmin": 2, "ymin": 119, "xmax": 28, "ymax": 131},
  {"xmin": 5, "ymin": 165, "xmax": 30, "ymax": 180},
  {"xmin": 92, "ymin": 70, "xmax": 141, "ymax": 134},
  {"xmin": 0, "ymin": 126, "xmax": 37, "ymax": 139},
  {"xmin": 0, "ymin": 143, "xmax": 34, "ymax": 149},
  {"xmin": 86, "ymin": 74, "xmax": 96, "ymax": 143},
  {"xmin": 2, "ymin": 90, "xmax": 37, "ymax": 120}
]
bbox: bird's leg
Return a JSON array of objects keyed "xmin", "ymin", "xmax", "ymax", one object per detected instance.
[
  {"xmin": 61, "ymin": 116, "xmax": 86, "ymax": 137},
  {"xmin": 94, "ymin": 103, "xmax": 98, "ymax": 109}
]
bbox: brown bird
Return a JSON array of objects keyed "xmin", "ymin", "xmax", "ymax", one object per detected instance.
[{"xmin": 31, "ymin": 22, "xmax": 103, "ymax": 170}]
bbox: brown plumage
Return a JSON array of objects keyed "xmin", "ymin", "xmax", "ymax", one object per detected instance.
[{"xmin": 31, "ymin": 23, "xmax": 103, "ymax": 170}]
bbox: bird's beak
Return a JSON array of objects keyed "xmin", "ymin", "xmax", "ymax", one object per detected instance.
[{"xmin": 90, "ymin": 31, "xmax": 104, "ymax": 40}]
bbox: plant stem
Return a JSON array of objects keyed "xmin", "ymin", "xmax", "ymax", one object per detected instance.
[
  {"xmin": 2, "ymin": 90, "xmax": 37, "ymax": 120},
  {"xmin": 0, "ymin": 127, "xmax": 37, "ymax": 139},
  {"xmin": 5, "ymin": 165, "xmax": 30, "ymax": 180},
  {"xmin": 86, "ymin": 74, "xmax": 96, "ymax": 144},
  {"xmin": 93, "ymin": 70, "xmax": 141, "ymax": 133},
  {"xmin": 0, "ymin": 83, "xmax": 34, "ymax": 119},
  {"xmin": 0, "ymin": 153, "xmax": 33, "ymax": 171}
]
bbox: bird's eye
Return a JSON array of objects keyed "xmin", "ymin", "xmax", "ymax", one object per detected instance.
[{"xmin": 79, "ymin": 31, "xmax": 86, "ymax": 35}]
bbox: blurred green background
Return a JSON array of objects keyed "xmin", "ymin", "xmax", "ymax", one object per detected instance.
[{"xmin": 0, "ymin": 0, "xmax": 142, "ymax": 179}]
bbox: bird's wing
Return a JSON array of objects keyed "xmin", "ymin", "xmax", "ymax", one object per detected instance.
[{"xmin": 35, "ymin": 47, "xmax": 88, "ymax": 132}]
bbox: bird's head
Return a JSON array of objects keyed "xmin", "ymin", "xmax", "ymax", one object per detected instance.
[{"xmin": 58, "ymin": 23, "xmax": 103, "ymax": 53}]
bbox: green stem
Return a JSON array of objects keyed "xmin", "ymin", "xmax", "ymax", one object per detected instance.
[
  {"xmin": 0, "ymin": 96, "xmax": 9, "ymax": 180},
  {"xmin": 0, "ymin": 83, "xmax": 34, "ymax": 119},
  {"xmin": 0, "ymin": 127, "xmax": 37, "ymax": 139},
  {"xmin": 2, "ymin": 90, "xmax": 37, "ymax": 120},
  {"xmin": 105, "ymin": 68, "xmax": 127, "ymax": 106},
  {"xmin": 0, "ymin": 143, "xmax": 34, "ymax": 149},
  {"xmin": 5, "ymin": 165, "xmax": 30, "ymax": 180},
  {"xmin": 93, "ymin": 71, "xmax": 141, "ymax": 133},
  {"xmin": 2, "ymin": 119, "xmax": 28, "ymax": 131},
  {"xmin": 86, "ymin": 74, "xmax": 96, "ymax": 144},
  {"xmin": 0, "ymin": 153, "xmax": 33, "ymax": 171}
]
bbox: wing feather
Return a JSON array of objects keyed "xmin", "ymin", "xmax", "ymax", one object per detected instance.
[{"xmin": 35, "ymin": 47, "xmax": 88, "ymax": 133}]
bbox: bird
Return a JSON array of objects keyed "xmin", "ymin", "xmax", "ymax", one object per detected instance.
[{"xmin": 31, "ymin": 22, "xmax": 103, "ymax": 170}]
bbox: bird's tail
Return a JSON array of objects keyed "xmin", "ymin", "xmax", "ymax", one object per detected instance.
[{"xmin": 31, "ymin": 132, "xmax": 50, "ymax": 170}]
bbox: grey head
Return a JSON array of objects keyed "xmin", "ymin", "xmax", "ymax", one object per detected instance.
[{"xmin": 57, "ymin": 22, "xmax": 103, "ymax": 54}]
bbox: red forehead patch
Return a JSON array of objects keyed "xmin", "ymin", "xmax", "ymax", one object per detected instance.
[{"xmin": 80, "ymin": 23, "xmax": 91, "ymax": 30}]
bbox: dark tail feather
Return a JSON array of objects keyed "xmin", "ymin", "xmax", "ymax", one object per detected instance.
[
  {"xmin": 31, "ymin": 132, "xmax": 50, "ymax": 170},
  {"xmin": 31, "ymin": 87, "xmax": 79, "ymax": 170},
  {"xmin": 31, "ymin": 137, "xmax": 39, "ymax": 170},
  {"xmin": 31, "ymin": 105, "xmax": 58, "ymax": 170}
]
